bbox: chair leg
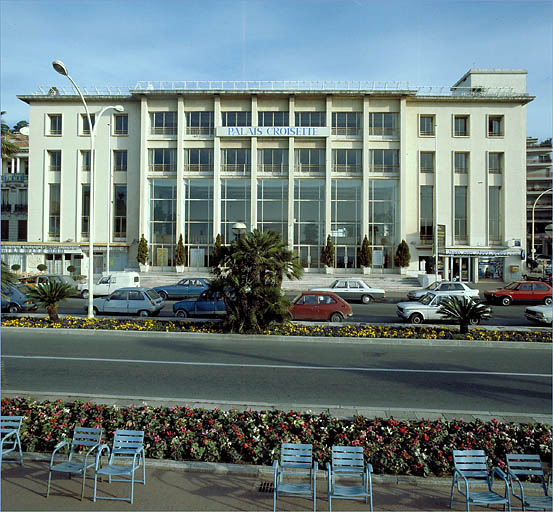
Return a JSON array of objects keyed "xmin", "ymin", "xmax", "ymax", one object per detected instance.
[
  {"xmin": 93, "ymin": 472, "xmax": 98, "ymax": 503},
  {"xmin": 80, "ymin": 468, "xmax": 86, "ymax": 501},
  {"xmin": 273, "ymin": 488, "xmax": 277, "ymax": 512},
  {"xmin": 130, "ymin": 471, "xmax": 135, "ymax": 504},
  {"xmin": 46, "ymin": 470, "xmax": 52, "ymax": 498}
]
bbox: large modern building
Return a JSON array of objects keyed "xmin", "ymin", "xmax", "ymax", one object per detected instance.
[{"xmin": 7, "ymin": 68, "xmax": 532, "ymax": 281}]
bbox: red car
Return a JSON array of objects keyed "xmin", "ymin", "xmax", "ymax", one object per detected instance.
[
  {"xmin": 484, "ymin": 281, "xmax": 553, "ymax": 306},
  {"xmin": 290, "ymin": 291, "xmax": 353, "ymax": 322}
]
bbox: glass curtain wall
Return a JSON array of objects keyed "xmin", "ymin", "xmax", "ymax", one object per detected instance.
[
  {"xmin": 49, "ymin": 183, "xmax": 60, "ymax": 239},
  {"xmin": 221, "ymin": 179, "xmax": 250, "ymax": 243},
  {"xmin": 454, "ymin": 186, "xmax": 468, "ymax": 242},
  {"xmin": 331, "ymin": 180, "xmax": 362, "ymax": 268},
  {"xmin": 257, "ymin": 179, "xmax": 288, "ymax": 241},
  {"xmin": 294, "ymin": 179, "xmax": 325, "ymax": 268},
  {"xmin": 149, "ymin": 179, "xmax": 176, "ymax": 266},
  {"xmin": 184, "ymin": 179, "xmax": 213, "ymax": 267},
  {"xmin": 368, "ymin": 180, "xmax": 398, "ymax": 269}
]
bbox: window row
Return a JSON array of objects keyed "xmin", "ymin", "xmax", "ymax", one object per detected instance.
[
  {"xmin": 47, "ymin": 113, "xmax": 128, "ymax": 136},
  {"xmin": 419, "ymin": 114, "xmax": 505, "ymax": 138},
  {"xmin": 419, "ymin": 151, "xmax": 505, "ymax": 174}
]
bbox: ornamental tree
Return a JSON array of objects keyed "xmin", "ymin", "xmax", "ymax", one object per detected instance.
[
  {"xmin": 211, "ymin": 233, "xmax": 224, "ymax": 268},
  {"xmin": 175, "ymin": 234, "xmax": 186, "ymax": 266},
  {"xmin": 321, "ymin": 235, "xmax": 335, "ymax": 267},
  {"xmin": 359, "ymin": 235, "xmax": 372, "ymax": 267},
  {"xmin": 26, "ymin": 280, "xmax": 76, "ymax": 322},
  {"xmin": 137, "ymin": 234, "xmax": 149, "ymax": 265},
  {"xmin": 394, "ymin": 239, "xmax": 410, "ymax": 268},
  {"xmin": 438, "ymin": 295, "xmax": 492, "ymax": 334}
]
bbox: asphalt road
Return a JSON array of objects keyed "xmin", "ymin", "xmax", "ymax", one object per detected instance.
[{"xmin": 2, "ymin": 329, "xmax": 551, "ymax": 415}]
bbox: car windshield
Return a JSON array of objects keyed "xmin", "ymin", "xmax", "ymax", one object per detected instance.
[
  {"xmin": 145, "ymin": 289, "xmax": 160, "ymax": 300},
  {"xmin": 504, "ymin": 282, "xmax": 519, "ymax": 290},
  {"xmin": 419, "ymin": 293, "xmax": 435, "ymax": 305},
  {"xmin": 426, "ymin": 281, "xmax": 440, "ymax": 291}
]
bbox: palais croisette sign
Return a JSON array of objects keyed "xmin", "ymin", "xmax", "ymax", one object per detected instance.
[{"xmin": 216, "ymin": 126, "xmax": 330, "ymax": 137}]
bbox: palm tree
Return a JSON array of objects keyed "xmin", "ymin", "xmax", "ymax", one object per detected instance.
[
  {"xmin": 26, "ymin": 281, "xmax": 76, "ymax": 322},
  {"xmin": 437, "ymin": 296, "xmax": 492, "ymax": 334},
  {"xmin": 1, "ymin": 111, "xmax": 19, "ymax": 159},
  {"xmin": 1, "ymin": 262, "xmax": 18, "ymax": 292}
]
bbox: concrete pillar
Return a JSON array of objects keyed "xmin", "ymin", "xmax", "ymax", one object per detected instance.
[
  {"xmin": 176, "ymin": 95, "xmax": 185, "ymax": 242},
  {"xmin": 213, "ymin": 95, "xmax": 221, "ymax": 241}
]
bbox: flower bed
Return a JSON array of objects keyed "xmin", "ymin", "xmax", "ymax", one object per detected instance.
[
  {"xmin": 1, "ymin": 316, "xmax": 551, "ymax": 342},
  {"xmin": 2, "ymin": 397, "xmax": 551, "ymax": 477}
]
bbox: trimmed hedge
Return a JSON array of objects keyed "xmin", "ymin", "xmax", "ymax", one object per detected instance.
[{"xmin": 2, "ymin": 397, "xmax": 550, "ymax": 477}]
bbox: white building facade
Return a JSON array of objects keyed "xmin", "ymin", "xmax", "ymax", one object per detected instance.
[{"xmin": 13, "ymin": 69, "xmax": 532, "ymax": 281}]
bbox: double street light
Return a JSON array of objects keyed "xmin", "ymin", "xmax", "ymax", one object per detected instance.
[{"xmin": 52, "ymin": 60, "xmax": 124, "ymax": 318}]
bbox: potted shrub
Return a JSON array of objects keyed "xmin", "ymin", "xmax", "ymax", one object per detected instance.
[
  {"xmin": 394, "ymin": 239, "xmax": 411, "ymax": 274},
  {"xmin": 10, "ymin": 264, "xmax": 21, "ymax": 273},
  {"xmin": 175, "ymin": 234, "xmax": 186, "ymax": 272},
  {"xmin": 359, "ymin": 235, "xmax": 372, "ymax": 275},
  {"xmin": 137, "ymin": 234, "xmax": 149, "ymax": 272},
  {"xmin": 321, "ymin": 235, "xmax": 335, "ymax": 274},
  {"xmin": 67, "ymin": 265, "xmax": 76, "ymax": 275},
  {"xmin": 37, "ymin": 264, "xmax": 47, "ymax": 273}
]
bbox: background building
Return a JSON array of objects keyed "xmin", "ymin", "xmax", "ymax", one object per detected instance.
[{"xmin": 13, "ymin": 69, "xmax": 532, "ymax": 281}]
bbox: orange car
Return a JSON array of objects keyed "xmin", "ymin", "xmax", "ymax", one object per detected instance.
[{"xmin": 290, "ymin": 291, "xmax": 353, "ymax": 322}]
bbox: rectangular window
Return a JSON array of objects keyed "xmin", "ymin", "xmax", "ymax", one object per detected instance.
[
  {"xmin": 295, "ymin": 112, "xmax": 325, "ymax": 127},
  {"xmin": 294, "ymin": 179, "xmax": 325, "ymax": 267},
  {"xmin": 368, "ymin": 180, "xmax": 398, "ymax": 263},
  {"xmin": 454, "ymin": 115, "xmax": 469, "ymax": 137},
  {"xmin": 114, "ymin": 114, "xmax": 128, "ymax": 135},
  {"xmin": 369, "ymin": 113, "xmax": 398, "ymax": 136},
  {"xmin": 221, "ymin": 148, "xmax": 251, "ymax": 174},
  {"xmin": 258, "ymin": 111, "xmax": 289, "ymax": 127},
  {"xmin": 332, "ymin": 112, "xmax": 361, "ymax": 136},
  {"xmin": 454, "ymin": 152, "xmax": 469, "ymax": 174},
  {"xmin": 295, "ymin": 148, "xmax": 325, "ymax": 174},
  {"xmin": 332, "ymin": 149, "xmax": 361, "ymax": 174},
  {"xmin": 420, "ymin": 152, "xmax": 435, "ymax": 173},
  {"xmin": 222, "ymin": 111, "xmax": 251, "ymax": 127},
  {"xmin": 221, "ymin": 179, "xmax": 251, "ymax": 242},
  {"xmin": 81, "ymin": 185, "xmax": 90, "ymax": 236},
  {"xmin": 81, "ymin": 113, "xmax": 95, "ymax": 135},
  {"xmin": 1, "ymin": 220, "xmax": 8, "ymax": 241},
  {"xmin": 149, "ymin": 179, "xmax": 177, "ymax": 266},
  {"xmin": 184, "ymin": 149, "xmax": 214, "ymax": 173},
  {"xmin": 488, "ymin": 152, "xmax": 503, "ymax": 174},
  {"xmin": 331, "ymin": 179, "xmax": 362, "ymax": 249},
  {"xmin": 419, "ymin": 185, "xmax": 433, "ymax": 244},
  {"xmin": 150, "ymin": 112, "xmax": 177, "ymax": 135},
  {"xmin": 489, "ymin": 186, "xmax": 502, "ymax": 242},
  {"xmin": 113, "ymin": 150, "xmax": 128, "ymax": 172},
  {"xmin": 48, "ymin": 150, "xmax": 61, "ymax": 172},
  {"xmin": 49, "ymin": 183, "xmax": 60, "ymax": 238},
  {"xmin": 257, "ymin": 179, "xmax": 288, "ymax": 241},
  {"xmin": 185, "ymin": 112, "xmax": 214, "ymax": 135},
  {"xmin": 454, "ymin": 186, "xmax": 468, "ymax": 242},
  {"xmin": 488, "ymin": 115, "xmax": 504, "ymax": 137},
  {"xmin": 48, "ymin": 114, "xmax": 62, "ymax": 135},
  {"xmin": 148, "ymin": 148, "xmax": 177, "ymax": 172},
  {"xmin": 1, "ymin": 189, "xmax": 9, "ymax": 213},
  {"xmin": 17, "ymin": 189, "xmax": 27, "ymax": 211},
  {"xmin": 258, "ymin": 149, "xmax": 289, "ymax": 175},
  {"xmin": 113, "ymin": 185, "xmax": 127, "ymax": 239},
  {"xmin": 419, "ymin": 115, "xmax": 435, "ymax": 136},
  {"xmin": 81, "ymin": 150, "xmax": 91, "ymax": 171},
  {"xmin": 370, "ymin": 149, "xmax": 399, "ymax": 174},
  {"xmin": 184, "ymin": 179, "xmax": 213, "ymax": 252},
  {"xmin": 17, "ymin": 220, "xmax": 27, "ymax": 241}
]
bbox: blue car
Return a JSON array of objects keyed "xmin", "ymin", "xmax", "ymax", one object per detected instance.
[
  {"xmin": 173, "ymin": 290, "xmax": 226, "ymax": 318},
  {"xmin": 1, "ymin": 285, "xmax": 38, "ymax": 313},
  {"xmin": 154, "ymin": 278, "xmax": 209, "ymax": 301}
]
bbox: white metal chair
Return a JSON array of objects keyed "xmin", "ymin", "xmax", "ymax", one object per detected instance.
[
  {"xmin": 449, "ymin": 449, "xmax": 511, "ymax": 512},
  {"xmin": 93, "ymin": 429, "xmax": 146, "ymax": 504},
  {"xmin": 0, "ymin": 415, "xmax": 24, "ymax": 466},
  {"xmin": 506, "ymin": 453, "xmax": 552, "ymax": 511},
  {"xmin": 327, "ymin": 445, "xmax": 373, "ymax": 511},
  {"xmin": 273, "ymin": 443, "xmax": 317, "ymax": 512},
  {"xmin": 46, "ymin": 426, "xmax": 102, "ymax": 500}
]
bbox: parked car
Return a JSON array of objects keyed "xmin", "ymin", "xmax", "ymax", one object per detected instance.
[
  {"xmin": 154, "ymin": 278, "xmax": 209, "ymax": 301},
  {"xmin": 525, "ymin": 304, "xmax": 553, "ymax": 325},
  {"xmin": 78, "ymin": 271, "xmax": 140, "ymax": 298},
  {"xmin": 1, "ymin": 285, "xmax": 38, "ymax": 313},
  {"xmin": 484, "ymin": 281, "xmax": 553, "ymax": 306},
  {"xmin": 310, "ymin": 279, "xmax": 385, "ymax": 304},
  {"xmin": 407, "ymin": 281, "xmax": 480, "ymax": 301},
  {"xmin": 89, "ymin": 287, "xmax": 164, "ymax": 317},
  {"xmin": 290, "ymin": 291, "xmax": 353, "ymax": 322},
  {"xmin": 20, "ymin": 274, "xmax": 79, "ymax": 294},
  {"xmin": 173, "ymin": 290, "xmax": 226, "ymax": 318},
  {"xmin": 396, "ymin": 291, "xmax": 484, "ymax": 325}
]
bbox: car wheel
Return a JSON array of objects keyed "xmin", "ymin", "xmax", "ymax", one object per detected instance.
[
  {"xmin": 409, "ymin": 313, "xmax": 424, "ymax": 325},
  {"xmin": 158, "ymin": 291, "xmax": 168, "ymax": 301},
  {"xmin": 522, "ymin": 274, "xmax": 528, "ymax": 280},
  {"xmin": 138, "ymin": 310, "xmax": 150, "ymax": 317},
  {"xmin": 8, "ymin": 304, "xmax": 20, "ymax": 313},
  {"xmin": 93, "ymin": 307, "xmax": 99, "ymax": 315},
  {"xmin": 330, "ymin": 312, "xmax": 343, "ymax": 323},
  {"xmin": 361, "ymin": 294, "xmax": 371, "ymax": 304},
  {"xmin": 175, "ymin": 309, "xmax": 188, "ymax": 318},
  {"xmin": 81, "ymin": 289, "xmax": 89, "ymax": 299},
  {"xmin": 501, "ymin": 296, "xmax": 512, "ymax": 306},
  {"xmin": 544, "ymin": 297, "xmax": 552, "ymax": 306},
  {"xmin": 469, "ymin": 317, "xmax": 480, "ymax": 326}
]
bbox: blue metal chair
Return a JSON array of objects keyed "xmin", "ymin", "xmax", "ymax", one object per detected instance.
[
  {"xmin": 327, "ymin": 445, "xmax": 373, "ymax": 511},
  {"xmin": 506, "ymin": 454, "xmax": 552, "ymax": 511},
  {"xmin": 273, "ymin": 443, "xmax": 317, "ymax": 512},
  {"xmin": 93, "ymin": 429, "xmax": 146, "ymax": 504},
  {"xmin": 46, "ymin": 426, "xmax": 103, "ymax": 500},
  {"xmin": 450, "ymin": 449, "xmax": 511, "ymax": 512},
  {"xmin": 0, "ymin": 415, "xmax": 24, "ymax": 466}
]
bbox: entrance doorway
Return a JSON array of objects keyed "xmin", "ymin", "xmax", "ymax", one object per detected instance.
[
  {"xmin": 335, "ymin": 246, "xmax": 357, "ymax": 270},
  {"xmin": 297, "ymin": 245, "xmax": 320, "ymax": 270},
  {"xmin": 448, "ymin": 256, "xmax": 473, "ymax": 282}
]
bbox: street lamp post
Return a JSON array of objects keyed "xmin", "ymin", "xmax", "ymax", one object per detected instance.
[
  {"xmin": 531, "ymin": 187, "xmax": 552, "ymax": 261},
  {"xmin": 231, "ymin": 222, "xmax": 247, "ymax": 242},
  {"xmin": 52, "ymin": 60, "xmax": 123, "ymax": 318}
]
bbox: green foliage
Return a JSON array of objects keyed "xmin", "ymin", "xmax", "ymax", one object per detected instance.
[
  {"xmin": 10, "ymin": 264, "xmax": 20, "ymax": 272},
  {"xmin": 1, "ymin": 262, "xmax": 18, "ymax": 293},
  {"xmin": 394, "ymin": 239, "xmax": 411, "ymax": 268},
  {"xmin": 175, "ymin": 234, "xmax": 186, "ymax": 266},
  {"xmin": 359, "ymin": 235, "xmax": 372, "ymax": 267},
  {"xmin": 66, "ymin": 265, "xmax": 76, "ymax": 274},
  {"xmin": 211, "ymin": 234, "xmax": 225, "ymax": 268},
  {"xmin": 321, "ymin": 235, "xmax": 335, "ymax": 267},
  {"xmin": 137, "ymin": 234, "xmax": 149, "ymax": 265},
  {"xmin": 37, "ymin": 264, "xmax": 47, "ymax": 272},
  {"xmin": 209, "ymin": 229, "xmax": 303, "ymax": 333},
  {"xmin": 26, "ymin": 281, "xmax": 75, "ymax": 322},
  {"xmin": 438, "ymin": 296, "xmax": 492, "ymax": 334}
]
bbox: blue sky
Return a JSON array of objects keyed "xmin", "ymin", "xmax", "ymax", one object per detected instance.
[{"xmin": 1, "ymin": 0, "xmax": 551, "ymax": 140}]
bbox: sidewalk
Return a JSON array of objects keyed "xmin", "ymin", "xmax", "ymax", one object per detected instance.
[{"xmin": 1, "ymin": 455, "xmax": 491, "ymax": 512}]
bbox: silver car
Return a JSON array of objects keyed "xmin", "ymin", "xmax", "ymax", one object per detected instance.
[
  {"xmin": 525, "ymin": 304, "xmax": 553, "ymax": 325},
  {"xmin": 310, "ymin": 279, "xmax": 385, "ymax": 304},
  {"xmin": 90, "ymin": 287, "xmax": 164, "ymax": 317},
  {"xmin": 407, "ymin": 281, "xmax": 480, "ymax": 301}
]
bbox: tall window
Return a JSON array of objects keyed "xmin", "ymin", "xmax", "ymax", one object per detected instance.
[
  {"xmin": 17, "ymin": 220, "xmax": 27, "ymax": 241},
  {"xmin": 332, "ymin": 149, "xmax": 361, "ymax": 174},
  {"xmin": 454, "ymin": 152, "xmax": 469, "ymax": 174},
  {"xmin": 150, "ymin": 112, "xmax": 177, "ymax": 135},
  {"xmin": 488, "ymin": 115, "xmax": 504, "ymax": 137},
  {"xmin": 149, "ymin": 149, "xmax": 177, "ymax": 172},
  {"xmin": 81, "ymin": 150, "xmax": 91, "ymax": 171},
  {"xmin": 48, "ymin": 114, "xmax": 62, "ymax": 135},
  {"xmin": 420, "ymin": 152, "xmax": 435, "ymax": 173},
  {"xmin": 419, "ymin": 185, "xmax": 433, "ymax": 244},
  {"xmin": 454, "ymin": 115, "xmax": 469, "ymax": 136},
  {"xmin": 368, "ymin": 180, "xmax": 398, "ymax": 268},
  {"xmin": 222, "ymin": 111, "xmax": 251, "ymax": 127},
  {"xmin": 113, "ymin": 150, "xmax": 128, "ymax": 172},
  {"xmin": 370, "ymin": 149, "xmax": 399, "ymax": 174},
  {"xmin": 295, "ymin": 148, "xmax": 325, "ymax": 174},
  {"xmin": 489, "ymin": 186, "xmax": 502, "ymax": 242},
  {"xmin": 48, "ymin": 150, "xmax": 61, "ymax": 172},
  {"xmin": 454, "ymin": 186, "xmax": 468, "ymax": 242},
  {"xmin": 1, "ymin": 220, "xmax": 9, "ymax": 241},
  {"xmin": 294, "ymin": 179, "xmax": 325, "ymax": 268},
  {"xmin": 221, "ymin": 148, "xmax": 250, "ymax": 174},
  {"xmin": 113, "ymin": 185, "xmax": 127, "ymax": 239},
  {"xmin": 332, "ymin": 112, "xmax": 361, "ymax": 136},
  {"xmin": 184, "ymin": 149, "xmax": 214, "ymax": 173},
  {"xmin": 81, "ymin": 113, "xmax": 95, "ymax": 135},
  {"xmin": 114, "ymin": 114, "xmax": 128, "ymax": 135},
  {"xmin": 419, "ymin": 115, "xmax": 435, "ymax": 136},
  {"xmin": 369, "ymin": 113, "xmax": 398, "ymax": 136},
  {"xmin": 257, "ymin": 179, "xmax": 288, "ymax": 241},
  {"xmin": 185, "ymin": 112, "xmax": 214, "ymax": 135},
  {"xmin": 258, "ymin": 149, "xmax": 288, "ymax": 175},
  {"xmin": 488, "ymin": 152, "xmax": 503, "ymax": 174},
  {"xmin": 295, "ymin": 112, "xmax": 325, "ymax": 127},
  {"xmin": 149, "ymin": 179, "xmax": 177, "ymax": 266},
  {"xmin": 221, "ymin": 179, "xmax": 250, "ymax": 242},
  {"xmin": 331, "ymin": 180, "xmax": 362, "ymax": 267},
  {"xmin": 17, "ymin": 189, "xmax": 27, "ymax": 210},
  {"xmin": 81, "ymin": 185, "xmax": 90, "ymax": 236},
  {"xmin": 258, "ymin": 112, "xmax": 289, "ymax": 127},
  {"xmin": 184, "ymin": 179, "xmax": 213, "ymax": 267},
  {"xmin": 49, "ymin": 183, "xmax": 60, "ymax": 239}
]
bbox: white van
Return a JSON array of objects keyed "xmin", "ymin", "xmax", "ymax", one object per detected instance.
[{"xmin": 78, "ymin": 272, "xmax": 140, "ymax": 298}]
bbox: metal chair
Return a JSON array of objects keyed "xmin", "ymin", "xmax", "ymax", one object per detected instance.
[
  {"xmin": 273, "ymin": 443, "xmax": 317, "ymax": 512},
  {"xmin": 449, "ymin": 449, "xmax": 511, "ymax": 512},
  {"xmin": 93, "ymin": 430, "xmax": 146, "ymax": 504},
  {"xmin": 506, "ymin": 453, "xmax": 552, "ymax": 511},
  {"xmin": 327, "ymin": 445, "xmax": 373, "ymax": 511},
  {"xmin": 46, "ymin": 426, "xmax": 102, "ymax": 500},
  {"xmin": 0, "ymin": 415, "xmax": 24, "ymax": 465}
]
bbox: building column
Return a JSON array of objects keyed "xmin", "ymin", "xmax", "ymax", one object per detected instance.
[
  {"xmin": 139, "ymin": 96, "xmax": 149, "ymax": 242},
  {"xmin": 288, "ymin": 95, "xmax": 295, "ymax": 250},
  {"xmin": 213, "ymin": 95, "xmax": 221, "ymax": 241},
  {"xmin": 362, "ymin": 95, "xmax": 370, "ymax": 240},
  {"xmin": 176, "ymin": 95, "xmax": 185, "ymax": 244},
  {"xmin": 399, "ymin": 97, "xmax": 407, "ymax": 244},
  {"xmin": 325, "ymin": 95, "xmax": 332, "ymax": 242},
  {"xmin": 251, "ymin": 136, "xmax": 257, "ymax": 229}
]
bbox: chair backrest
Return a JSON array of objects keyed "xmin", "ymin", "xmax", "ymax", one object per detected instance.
[
  {"xmin": 280, "ymin": 443, "xmax": 312, "ymax": 470},
  {"xmin": 0, "ymin": 416, "xmax": 23, "ymax": 449},
  {"xmin": 332, "ymin": 445, "xmax": 365, "ymax": 474},
  {"xmin": 453, "ymin": 450, "xmax": 489, "ymax": 479},
  {"xmin": 506, "ymin": 454, "xmax": 546, "ymax": 483},
  {"xmin": 110, "ymin": 430, "xmax": 144, "ymax": 463},
  {"xmin": 69, "ymin": 427, "xmax": 102, "ymax": 459}
]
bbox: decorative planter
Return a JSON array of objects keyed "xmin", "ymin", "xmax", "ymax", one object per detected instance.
[
  {"xmin": 175, "ymin": 265, "xmax": 185, "ymax": 273},
  {"xmin": 362, "ymin": 266, "xmax": 371, "ymax": 275},
  {"xmin": 139, "ymin": 263, "xmax": 149, "ymax": 273},
  {"xmin": 324, "ymin": 266, "xmax": 334, "ymax": 274}
]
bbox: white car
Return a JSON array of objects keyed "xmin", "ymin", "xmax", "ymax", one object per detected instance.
[
  {"xmin": 525, "ymin": 304, "xmax": 553, "ymax": 325},
  {"xmin": 407, "ymin": 281, "xmax": 480, "ymax": 301},
  {"xmin": 397, "ymin": 291, "xmax": 483, "ymax": 325},
  {"xmin": 78, "ymin": 271, "xmax": 140, "ymax": 298},
  {"xmin": 310, "ymin": 279, "xmax": 385, "ymax": 304}
]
